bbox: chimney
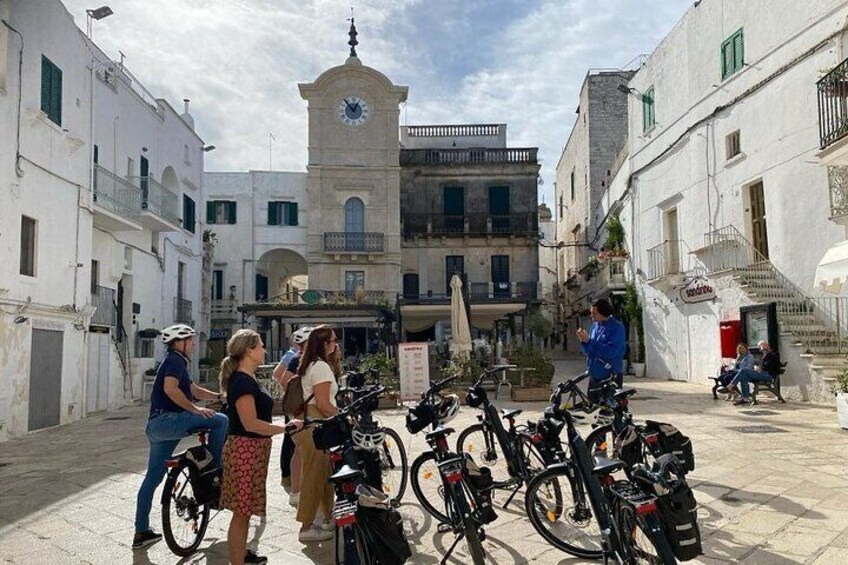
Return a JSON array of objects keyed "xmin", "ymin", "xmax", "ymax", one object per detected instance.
[{"xmin": 180, "ymin": 98, "xmax": 195, "ymax": 130}]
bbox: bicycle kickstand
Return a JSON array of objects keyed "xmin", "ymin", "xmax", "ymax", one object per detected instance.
[
  {"xmin": 440, "ymin": 531, "xmax": 466, "ymax": 565},
  {"xmin": 502, "ymin": 482, "xmax": 522, "ymax": 508}
]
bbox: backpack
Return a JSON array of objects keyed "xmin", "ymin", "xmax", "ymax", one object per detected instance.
[
  {"xmin": 644, "ymin": 420, "xmax": 695, "ymax": 473},
  {"xmin": 281, "ymin": 375, "xmax": 314, "ymax": 417}
]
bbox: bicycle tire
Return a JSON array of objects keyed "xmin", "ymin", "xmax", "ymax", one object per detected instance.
[
  {"xmin": 456, "ymin": 423, "xmax": 511, "ymax": 485},
  {"xmin": 162, "ymin": 460, "xmax": 210, "ymax": 557},
  {"xmin": 463, "ymin": 522, "xmax": 486, "ymax": 565},
  {"xmin": 335, "ymin": 523, "xmax": 372, "ymax": 565},
  {"xmin": 523, "ymin": 465, "xmax": 604, "ymax": 559},
  {"xmin": 615, "ymin": 500, "xmax": 677, "ymax": 565},
  {"xmin": 584, "ymin": 424, "xmax": 614, "ymax": 458},
  {"xmin": 410, "ymin": 451, "xmax": 450, "ymax": 523},
  {"xmin": 380, "ymin": 427, "xmax": 408, "ymax": 503},
  {"xmin": 448, "ymin": 481, "xmax": 485, "ymax": 565}
]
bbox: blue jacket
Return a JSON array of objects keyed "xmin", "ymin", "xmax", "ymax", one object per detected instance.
[{"xmin": 580, "ymin": 316, "xmax": 626, "ymax": 380}]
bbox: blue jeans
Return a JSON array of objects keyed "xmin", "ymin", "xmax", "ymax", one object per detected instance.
[
  {"xmin": 731, "ymin": 369, "xmax": 773, "ymax": 398},
  {"xmin": 134, "ymin": 410, "xmax": 228, "ymax": 533}
]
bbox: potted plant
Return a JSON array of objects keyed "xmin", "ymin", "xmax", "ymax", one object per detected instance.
[
  {"xmin": 832, "ymin": 370, "xmax": 848, "ymax": 430},
  {"xmin": 622, "ymin": 283, "xmax": 646, "ymax": 377},
  {"xmin": 359, "ymin": 351, "xmax": 400, "ymax": 408},
  {"xmin": 508, "ymin": 345, "xmax": 555, "ymax": 402}
]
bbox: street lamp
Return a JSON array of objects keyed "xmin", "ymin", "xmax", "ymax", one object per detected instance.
[{"xmin": 85, "ymin": 6, "xmax": 113, "ymax": 38}]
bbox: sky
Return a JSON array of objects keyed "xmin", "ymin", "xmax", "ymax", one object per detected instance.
[{"xmin": 62, "ymin": 0, "xmax": 693, "ymax": 211}]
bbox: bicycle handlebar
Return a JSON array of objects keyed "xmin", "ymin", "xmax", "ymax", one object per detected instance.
[
  {"xmin": 287, "ymin": 385, "xmax": 386, "ymax": 434},
  {"xmin": 471, "ymin": 364, "xmax": 518, "ymax": 386}
]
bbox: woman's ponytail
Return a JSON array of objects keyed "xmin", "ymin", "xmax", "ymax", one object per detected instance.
[{"xmin": 219, "ymin": 356, "xmax": 236, "ymax": 392}]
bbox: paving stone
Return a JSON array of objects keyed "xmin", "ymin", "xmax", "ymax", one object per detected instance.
[
  {"xmin": 764, "ymin": 526, "xmax": 841, "ymax": 558},
  {"xmin": 811, "ymin": 547, "xmax": 848, "ymax": 564}
]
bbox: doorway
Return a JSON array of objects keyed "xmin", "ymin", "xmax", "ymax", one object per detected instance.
[
  {"xmin": 29, "ymin": 329, "xmax": 63, "ymax": 431},
  {"xmin": 748, "ymin": 181, "xmax": 769, "ymax": 259},
  {"xmin": 86, "ymin": 330, "xmax": 110, "ymax": 413},
  {"xmin": 663, "ymin": 208, "xmax": 681, "ymax": 273}
]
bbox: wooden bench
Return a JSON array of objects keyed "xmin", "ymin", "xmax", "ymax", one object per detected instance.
[{"xmin": 752, "ymin": 363, "xmax": 787, "ymax": 405}]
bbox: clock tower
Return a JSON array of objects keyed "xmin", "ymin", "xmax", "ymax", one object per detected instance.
[{"xmin": 298, "ymin": 20, "xmax": 408, "ymax": 305}]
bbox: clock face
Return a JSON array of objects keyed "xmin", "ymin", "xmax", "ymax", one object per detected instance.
[{"xmin": 338, "ymin": 96, "xmax": 369, "ymax": 126}]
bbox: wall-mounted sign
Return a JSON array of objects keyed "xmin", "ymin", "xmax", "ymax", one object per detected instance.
[
  {"xmin": 679, "ymin": 277, "xmax": 716, "ymax": 303},
  {"xmin": 210, "ymin": 329, "xmax": 230, "ymax": 340}
]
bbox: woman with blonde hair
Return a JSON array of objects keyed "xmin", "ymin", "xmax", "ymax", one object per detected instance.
[
  {"xmin": 293, "ymin": 324, "xmax": 341, "ymax": 542},
  {"xmin": 219, "ymin": 329, "xmax": 285, "ymax": 565}
]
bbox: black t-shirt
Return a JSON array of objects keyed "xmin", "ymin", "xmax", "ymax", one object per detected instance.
[{"xmin": 226, "ymin": 371, "xmax": 274, "ymax": 438}]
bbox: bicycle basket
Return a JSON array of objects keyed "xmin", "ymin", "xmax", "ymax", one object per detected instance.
[{"xmin": 405, "ymin": 402, "xmax": 436, "ymax": 434}]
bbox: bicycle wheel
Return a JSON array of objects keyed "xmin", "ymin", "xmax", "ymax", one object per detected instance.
[
  {"xmin": 456, "ymin": 424, "xmax": 511, "ymax": 485},
  {"xmin": 446, "ymin": 482, "xmax": 485, "ymax": 565},
  {"xmin": 410, "ymin": 452, "xmax": 450, "ymax": 523},
  {"xmin": 524, "ymin": 465, "xmax": 603, "ymax": 559},
  {"xmin": 519, "ymin": 435, "xmax": 553, "ymax": 477},
  {"xmin": 615, "ymin": 501, "xmax": 677, "ymax": 565},
  {"xmin": 162, "ymin": 460, "xmax": 210, "ymax": 557},
  {"xmin": 585, "ymin": 424, "xmax": 614, "ymax": 458},
  {"xmin": 334, "ymin": 523, "xmax": 372, "ymax": 565},
  {"xmin": 379, "ymin": 427, "xmax": 408, "ymax": 503}
]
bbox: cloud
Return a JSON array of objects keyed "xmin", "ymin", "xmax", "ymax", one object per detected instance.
[{"xmin": 62, "ymin": 0, "xmax": 690, "ymax": 205}]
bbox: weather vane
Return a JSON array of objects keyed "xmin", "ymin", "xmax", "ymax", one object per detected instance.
[{"xmin": 348, "ymin": 7, "xmax": 358, "ymax": 58}]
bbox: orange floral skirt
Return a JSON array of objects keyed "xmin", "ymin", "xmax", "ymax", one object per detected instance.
[{"xmin": 220, "ymin": 435, "xmax": 272, "ymax": 516}]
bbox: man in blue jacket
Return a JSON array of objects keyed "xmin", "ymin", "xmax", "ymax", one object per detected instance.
[{"xmin": 577, "ymin": 298, "xmax": 626, "ymax": 404}]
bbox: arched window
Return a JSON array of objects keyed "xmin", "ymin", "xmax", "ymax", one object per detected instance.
[{"xmin": 344, "ymin": 198, "xmax": 365, "ymax": 251}]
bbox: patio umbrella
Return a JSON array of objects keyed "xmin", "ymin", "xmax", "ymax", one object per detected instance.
[{"xmin": 450, "ymin": 274, "xmax": 473, "ymax": 356}]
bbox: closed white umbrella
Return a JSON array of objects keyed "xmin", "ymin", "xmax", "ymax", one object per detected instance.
[{"xmin": 450, "ymin": 274, "xmax": 472, "ymax": 355}]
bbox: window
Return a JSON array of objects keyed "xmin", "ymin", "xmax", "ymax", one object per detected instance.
[
  {"xmin": 402, "ymin": 274, "xmax": 420, "ymax": 298},
  {"xmin": 206, "ymin": 200, "xmax": 237, "ymax": 224},
  {"xmin": 559, "ymin": 195, "xmax": 564, "ymax": 217},
  {"xmin": 721, "ymin": 28, "xmax": 744, "ymax": 80},
  {"xmin": 445, "ymin": 256, "xmax": 464, "ymax": 294},
  {"xmin": 20, "ymin": 216, "xmax": 36, "ymax": 277},
  {"xmin": 642, "ymin": 87, "xmax": 655, "ymax": 133},
  {"xmin": 570, "ymin": 170, "xmax": 575, "ymax": 201},
  {"xmin": 183, "ymin": 195, "xmax": 196, "ymax": 233},
  {"xmin": 726, "ymin": 130, "xmax": 741, "ymax": 160},
  {"xmin": 268, "ymin": 201, "xmax": 298, "ymax": 226},
  {"xmin": 40, "ymin": 55, "xmax": 62, "ymax": 126},
  {"xmin": 91, "ymin": 260, "xmax": 100, "ymax": 295},
  {"xmin": 492, "ymin": 255, "xmax": 510, "ymax": 296},
  {"xmin": 255, "ymin": 274, "xmax": 268, "ymax": 300},
  {"xmin": 344, "ymin": 198, "xmax": 364, "ymax": 233},
  {"xmin": 345, "ymin": 271, "xmax": 365, "ymax": 293},
  {"xmin": 212, "ymin": 270, "xmax": 223, "ymax": 300},
  {"xmin": 488, "ymin": 186, "xmax": 510, "ymax": 232},
  {"xmin": 184, "ymin": 144, "xmax": 191, "ymax": 165},
  {"xmin": 178, "ymin": 261, "xmax": 186, "ymax": 299},
  {"xmin": 127, "ymin": 157, "xmax": 135, "ymax": 178}
]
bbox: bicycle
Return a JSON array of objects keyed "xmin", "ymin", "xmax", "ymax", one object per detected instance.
[
  {"xmin": 161, "ymin": 427, "xmax": 222, "ymax": 557},
  {"xmin": 523, "ymin": 378, "xmax": 677, "ymax": 564},
  {"xmin": 406, "ymin": 375, "xmax": 488, "ymax": 565},
  {"xmin": 455, "ymin": 365, "xmax": 561, "ymax": 508}
]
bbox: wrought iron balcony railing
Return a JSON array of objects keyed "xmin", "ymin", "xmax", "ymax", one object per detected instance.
[
  {"xmin": 402, "ymin": 212, "xmax": 539, "ymax": 237},
  {"xmin": 323, "ymin": 232, "xmax": 385, "ymax": 253},
  {"xmin": 93, "ymin": 164, "xmax": 142, "ymax": 220},
  {"xmin": 400, "ymin": 147, "xmax": 538, "ymax": 166},
  {"xmin": 174, "ymin": 297, "xmax": 192, "ymax": 324},
  {"xmin": 127, "ymin": 175, "xmax": 181, "ymax": 226},
  {"xmin": 90, "ymin": 285, "xmax": 117, "ymax": 326},
  {"xmin": 817, "ymin": 57, "xmax": 848, "ymax": 149},
  {"xmin": 399, "ymin": 281, "xmax": 540, "ymax": 304},
  {"xmin": 647, "ymin": 240, "xmax": 684, "ymax": 281}
]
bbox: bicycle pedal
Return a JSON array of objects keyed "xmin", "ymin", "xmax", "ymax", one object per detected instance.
[
  {"xmin": 436, "ymin": 522, "xmax": 452, "ymax": 534},
  {"xmin": 390, "ymin": 498, "xmax": 401, "ymax": 509}
]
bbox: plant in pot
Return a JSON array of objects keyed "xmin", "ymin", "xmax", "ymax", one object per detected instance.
[
  {"xmin": 508, "ymin": 345, "xmax": 555, "ymax": 401},
  {"xmin": 359, "ymin": 351, "xmax": 400, "ymax": 408},
  {"xmin": 622, "ymin": 283, "xmax": 646, "ymax": 377},
  {"xmin": 832, "ymin": 370, "xmax": 848, "ymax": 430}
]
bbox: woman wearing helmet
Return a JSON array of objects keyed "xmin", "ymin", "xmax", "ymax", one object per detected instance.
[{"xmin": 133, "ymin": 324, "xmax": 229, "ymax": 550}]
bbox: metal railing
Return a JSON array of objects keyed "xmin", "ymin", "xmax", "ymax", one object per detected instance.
[
  {"xmin": 828, "ymin": 165, "xmax": 848, "ymax": 218},
  {"xmin": 90, "ymin": 285, "xmax": 117, "ymax": 326},
  {"xmin": 174, "ymin": 297, "xmax": 192, "ymax": 324},
  {"xmin": 406, "ymin": 124, "xmax": 503, "ymax": 138},
  {"xmin": 93, "ymin": 165, "xmax": 142, "ymax": 221},
  {"xmin": 400, "ymin": 147, "xmax": 538, "ymax": 166},
  {"xmin": 401, "ymin": 281, "xmax": 540, "ymax": 304},
  {"xmin": 593, "ymin": 257, "xmax": 628, "ymax": 291},
  {"xmin": 126, "ymin": 175, "xmax": 181, "ymax": 226},
  {"xmin": 704, "ymin": 225, "xmax": 848, "ymax": 353},
  {"xmin": 270, "ymin": 289, "xmax": 388, "ymax": 306},
  {"xmin": 323, "ymin": 232, "xmax": 385, "ymax": 253},
  {"xmin": 402, "ymin": 212, "xmax": 539, "ymax": 237},
  {"xmin": 817, "ymin": 57, "xmax": 848, "ymax": 149},
  {"xmin": 646, "ymin": 240, "xmax": 684, "ymax": 281}
]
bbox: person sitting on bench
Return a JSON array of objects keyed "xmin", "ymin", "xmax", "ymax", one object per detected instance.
[
  {"xmin": 726, "ymin": 340, "xmax": 780, "ymax": 406},
  {"xmin": 717, "ymin": 342, "xmax": 753, "ymax": 400}
]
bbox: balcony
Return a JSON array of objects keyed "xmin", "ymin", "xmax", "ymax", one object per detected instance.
[
  {"xmin": 590, "ymin": 257, "xmax": 629, "ymax": 295},
  {"xmin": 323, "ymin": 232, "xmax": 385, "ymax": 254},
  {"xmin": 90, "ymin": 285, "xmax": 116, "ymax": 327},
  {"xmin": 174, "ymin": 297, "xmax": 193, "ymax": 324},
  {"xmin": 647, "ymin": 240, "xmax": 686, "ymax": 289},
  {"xmin": 127, "ymin": 175, "xmax": 181, "ymax": 232},
  {"xmin": 92, "ymin": 164, "xmax": 143, "ymax": 232},
  {"xmin": 400, "ymin": 147, "xmax": 538, "ymax": 166},
  {"xmin": 399, "ymin": 281, "xmax": 540, "ymax": 305},
  {"xmin": 817, "ymin": 58, "xmax": 848, "ymax": 150},
  {"xmin": 827, "ymin": 165, "xmax": 848, "ymax": 225},
  {"xmin": 402, "ymin": 213, "xmax": 539, "ymax": 238}
]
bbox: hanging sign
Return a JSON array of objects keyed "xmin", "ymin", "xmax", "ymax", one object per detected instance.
[
  {"xmin": 398, "ymin": 342, "xmax": 431, "ymax": 401},
  {"xmin": 679, "ymin": 277, "xmax": 716, "ymax": 303}
]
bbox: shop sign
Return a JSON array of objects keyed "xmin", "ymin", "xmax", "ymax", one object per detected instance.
[
  {"xmin": 680, "ymin": 277, "xmax": 715, "ymax": 303},
  {"xmin": 210, "ymin": 329, "xmax": 230, "ymax": 340},
  {"xmin": 398, "ymin": 342, "xmax": 430, "ymax": 401}
]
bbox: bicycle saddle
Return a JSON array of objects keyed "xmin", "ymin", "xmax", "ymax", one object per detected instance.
[
  {"xmin": 329, "ymin": 464, "xmax": 363, "ymax": 483},
  {"xmin": 425, "ymin": 426, "xmax": 455, "ymax": 441},
  {"xmin": 500, "ymin": 408, "xmax": 523, "ymax": 420},
  {"xmin": 613, "ymin": 388, "xmax": 637, "ymax": 400},
  {"xmin": 592, "ymin": 455, "xmax": 626, "ymax": 476}
]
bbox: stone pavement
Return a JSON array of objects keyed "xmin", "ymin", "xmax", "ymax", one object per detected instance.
[{"xmin": 1, "ymin": 364, "xmax": 848, "ymax": 564}]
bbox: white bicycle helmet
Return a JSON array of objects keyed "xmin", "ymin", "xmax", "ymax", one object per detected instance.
[
  {"xmin": 436, "ymin": 394, "xmax": 461, "ymax": 425},
  {"xmin": 351, "ymin": 425, "xmax": 386, "ymax": 451},
  {"xmin": 160, "ymin": 324, "xmax": 196, "ymax": 344},
  {"xmin": 291, "ymin": 326, "xmax": 313, "ymax": 345}
]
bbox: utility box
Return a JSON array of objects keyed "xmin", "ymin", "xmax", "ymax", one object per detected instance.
[{"xmin": 719, "ymin": 320, "xmax": 742, "ymax": 358}]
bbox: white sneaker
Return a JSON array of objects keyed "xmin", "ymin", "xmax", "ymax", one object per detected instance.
[
  {"xmin": 288, "ymin": 492, "xmax": 300, "ymax": 507},
  {"xmin": 313, "ymin": 514, "xmax": 335, "ymax": 532},
  {"xmin": 299, "ymin": 527, "xmax": 334, "ymax": 542}
]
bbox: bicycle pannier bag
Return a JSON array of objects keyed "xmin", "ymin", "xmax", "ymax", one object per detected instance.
[
  {"xmin": 463, "ymin": 455, "xmax": 498, "ymax": 524},
  {"xmin": 312, "ymin": 419, "xmax": 345, "ymax": 451},
  {"xmin": 356, "ymin": 485, "xmax": 411, "ymax": 565},
  {"xmin": 186, "ymin": 447, "xmax": 221, "ymax": 505},
  {"xmin": 645, "ymin": 420, "xmax": 695, "ymax": 473},
  {"xmin": 281, "ymin": 375, "xmax": 314, "ymax": 418},
  {"xmin": 613, "ymin": 424, "xmax": 642, "ymax": 470},
  {"xmin": 653, "ymin": 455, "xmax": 702, "ymax": 561},
  {"xmin": 405, "ymin": 402, "xmax": 436, "ymax": 434}
]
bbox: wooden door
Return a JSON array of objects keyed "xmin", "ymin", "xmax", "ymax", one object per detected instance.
[{"xmin": 749, "ymin": 181, "xmax": 769, "ymax": 259}]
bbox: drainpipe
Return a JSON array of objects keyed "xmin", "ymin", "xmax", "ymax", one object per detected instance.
[{"xmin": 1, "ymin": 19, "xmax": 25, "ymax": 178}]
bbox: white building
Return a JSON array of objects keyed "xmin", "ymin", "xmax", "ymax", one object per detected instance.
[
  {"xmin": 0, "ymin": 0, "xmax": 206, "ymax": 441},
  {"xmin": 623, "ymin": 0, "xmax": 848, "ymax": 403}
]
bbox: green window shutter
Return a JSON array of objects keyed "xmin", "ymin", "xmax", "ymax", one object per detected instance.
[
  {"xmin": 268, "ymin": 202, "xmax": 278, "ymax": 225},
  {"xmin": 206, "ymin": 201, "xmax": 216, "ymax": 224},
  {"xmin": 289, "ymin": 202, "xmax": 298, "ymax": 226},
  {"xmin": 733, "ymin": 30, "xmax": 744, "ymax": 73},
  {"xmin": 41, "ymin": 56, "xmax": 51, "ymax": 116},
  {"xmin": 227, "ymin": 201, "xmax": 236, "ymax": 224},
  {"xmin": 642, "ymin": 87, "xmax": 654, "ymax": 133},
  {"xmin": 51, "ymin": 62, "xmax": 62, "ymax": 126}
]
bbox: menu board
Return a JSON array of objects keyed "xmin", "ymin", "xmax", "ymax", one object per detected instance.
[{"xmin": 398, "ymin": 342, "xmax": 430, "ymax": 401}]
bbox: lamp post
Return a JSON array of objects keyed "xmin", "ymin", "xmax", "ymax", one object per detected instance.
[{"xmin": 85, "ymin": 6, "xmax": 113, "ymax": 38}]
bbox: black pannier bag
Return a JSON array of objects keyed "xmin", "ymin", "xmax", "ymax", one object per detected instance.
[
  {"xmin": 312, "ymin": 419, "xmax": 346, "ymax": 451},
  {"xmin": 613, "ymin": 424, "xmax": 643, "ymax": 470},
  {"xmin": 651, "ymin": 454, "xmax": 702, "ymax": 561},
  {"xmin": 356, "ymin": 485, "xmax": 411, "ymax": 565},
  {"xmin": 462, "ymin": 455, "xmax": 498, "ymax": 524},
  {"xmin": 644, "ymin": 420, "xmax": 695, "ymax": 473},
  {"xmin": 406, "ymin": 402, "xmax": 436, "ymax": 434},
  {"xmin": 185, "ymin": 446, "xmax": 221, "ymax": 505}
]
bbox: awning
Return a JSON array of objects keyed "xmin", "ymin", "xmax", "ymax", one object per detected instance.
[{"xmin": 814, "ymin": 240, "xmax": 848, "ymax": 293}]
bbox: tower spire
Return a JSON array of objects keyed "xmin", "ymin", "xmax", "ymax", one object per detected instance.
[{"xmin": 347, "ymin": 8, "xmax": 358, "ymax": 58}]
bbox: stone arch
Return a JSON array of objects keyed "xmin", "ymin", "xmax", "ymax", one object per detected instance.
[
  {"xmin": 161, "ymin": 166, "xmax": 179, "ymax": 192},
  {"xmin": 255, "ymin": 248, "xmax": 308, "ymax": 302}
]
